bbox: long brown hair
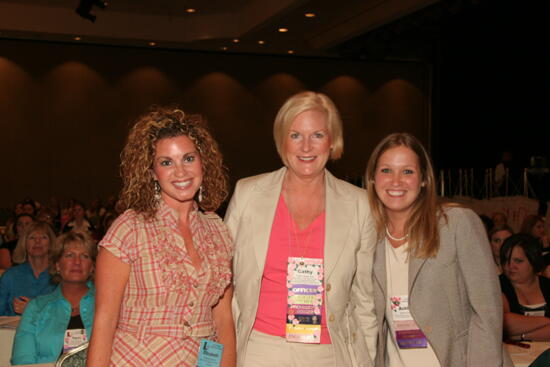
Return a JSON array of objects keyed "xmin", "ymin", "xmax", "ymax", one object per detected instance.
[
  {"xmin": 117, "ymin": 106, "xmax": 228, "ymax": 218},
  {"xmin": 365, "ymin": 133, "xmax": 443, "ymax": 258}
]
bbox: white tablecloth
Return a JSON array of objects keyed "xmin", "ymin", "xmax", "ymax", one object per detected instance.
[
  {"xmin": 0, "ymin": 316, "xmax": 19, "ymax": 367},
  {"xmin": 506, "ymin": 341, "xmax": 550, "ymax": 367}
]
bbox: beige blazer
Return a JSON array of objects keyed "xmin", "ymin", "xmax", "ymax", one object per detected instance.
[
  {"xmin": 372, "ymin": 207, "xmax": 513, "ymax": 367},
  {"xmin": 225, "ymin": 167, "xmax": 377, "ymax": 366}
]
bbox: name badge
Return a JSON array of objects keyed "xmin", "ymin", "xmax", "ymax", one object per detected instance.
[
  {"xmin": 63, "ymin": 328, "xmax": 87, "ymax": 353},
  {"xmin": 390, "ymin": 295, "xmax": 427, "ymax": 349},
  {"xmin": 197, "ymin": 339, "xmax": 223, "ymax": 367},
  {"xmin": 286, "ymin": 257, "xmax": 323, "ymax": 344}
]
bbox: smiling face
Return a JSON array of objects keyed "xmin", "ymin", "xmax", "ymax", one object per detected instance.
[
  {"xmin": 374, "ymin": 145, "xmax": 423, "ymax": 221},
  {"xmin": 26, "ymin": 229, "xmax": 50, "ymax": 258},
  {"xmin": 56, "ymin": 242, "xmax": 94, "ymax": 284},
  {"xmin": 151, "ymin": 135, "xmax": 203, "ymax": 210},
  {"xmin": 284, "ymin": 109, "xmax": 331, "ymax": 181}
]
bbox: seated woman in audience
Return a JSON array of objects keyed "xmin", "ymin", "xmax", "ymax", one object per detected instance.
[
  {"xmin": 500, "ymin": 233, "xmax": 550, "ymax": 341},
  {"xmin": 488, "ymin": 225, "xmax": 514, "ymax": 274},
  {"xmin": 0, "ymin": 221, "xmax": 56, "ymax": 315},
  {"xmin": 0, "ymin": 213, "xmax": 34, "ymax": 269},
  {"xmin": 521, "ymin": 215, "xmax": 549, "ymax": 249},
  {"xmin": 63, "ymin": 202, "xmax": 94, "ymax": 236},
  {"xmin": 11, "ymin": 231, "xmax": 96, "ymax": 365}
]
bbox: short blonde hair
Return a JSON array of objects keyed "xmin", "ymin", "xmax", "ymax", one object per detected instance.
[
  {"xmin": 273, "ymin": 91, "xmax": 343, "ymax": 166},
  {"xmin": 12, "ymin": 221, "xmax": 56, "ymax": 264},
  {"xmin": 49, "ymin": 232, "xmax": 98, "ymax": 284}
]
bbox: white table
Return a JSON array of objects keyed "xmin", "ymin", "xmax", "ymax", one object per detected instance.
[
  {"xmin": 0, "ymin": 316, "xmax": 19, "ymax": 367},
  {"xmin": 506, "ymin": 341, "xmax": 550, "ymax": 367}
]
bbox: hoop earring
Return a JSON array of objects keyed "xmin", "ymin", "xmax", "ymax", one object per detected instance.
[
  {"xmin": 198, "ymin": 186, "xmax": 203, "ymax": 203},
  {"xmin": 154, "ymin": 181, "xmax": 161, "ymax": 201}
]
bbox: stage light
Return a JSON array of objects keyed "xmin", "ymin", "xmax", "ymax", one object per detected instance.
[{"xmin": 75, "ymin": 0, "xmax": 108, "ymax": 23}]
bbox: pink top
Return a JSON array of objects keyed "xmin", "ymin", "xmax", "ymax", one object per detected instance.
[{"xmin": 253, "ymin": 195, "xmax": 331, "ymax": 344}]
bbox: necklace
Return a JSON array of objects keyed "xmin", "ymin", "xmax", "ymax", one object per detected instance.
[{"xmin": 385, "ymin": 226, "xmax": 408, "ymax": 242}]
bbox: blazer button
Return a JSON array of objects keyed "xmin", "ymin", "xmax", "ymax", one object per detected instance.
[
  {"xmin": 329, "ymin": 314, "xmax": 335, "ymax": 322},
  {"xmin": 326, "ymin": 283, "xmax": 332, "ymax": 292}
]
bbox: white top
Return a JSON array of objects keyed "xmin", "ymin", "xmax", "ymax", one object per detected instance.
[{"xmin": 385, "ymin": 239, "xmax": 440, "ymax": 367}]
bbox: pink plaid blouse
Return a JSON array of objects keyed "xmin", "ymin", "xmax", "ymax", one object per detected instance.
[{"xmin": 99, "ymin": 201, "xmax": 233, "ymax": 366}]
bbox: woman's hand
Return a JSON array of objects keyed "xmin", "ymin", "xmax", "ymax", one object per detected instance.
[{"xmin": 13, "ymin": 296, "xmax": 30, "ymax": 314}]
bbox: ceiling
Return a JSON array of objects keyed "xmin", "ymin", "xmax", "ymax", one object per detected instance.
[{"xmin": 0, "ymin": 0, "xmax": 440, "ymax": 57}]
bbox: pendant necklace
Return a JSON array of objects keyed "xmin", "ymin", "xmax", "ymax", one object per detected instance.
[{"xmin": 385, "ymin": 226, "xmax": 408, "ymax": 242}]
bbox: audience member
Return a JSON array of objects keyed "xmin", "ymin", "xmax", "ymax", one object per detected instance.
[
  {"xmin": 0, "ymin": 221, "xmax": 56, "ymax": 315},
  {"xmin": 0, "ymin": 213, "xmax": 34, "ymax": 269},
  {"xmin": 500, "ymin": 234, "xmax": 550, "ymax": 341},
  {"xmin": 87, "ymin": 107, "xmax": 235, "ymax": 366},
  {"xmin": 366, "ymin": 133, "xmax": 511, "ymax": 366},
  {"xmin": 11, "ymin": 231, "xmax": 96, "ymax": 365},
  {"xmin": 520, "ymin": 215, "xmax": 549, "ymax": 249},
  {"xmin": 488, "ymin": 225, "xmax": 514, "ymax": 274},
  {"xmin": 63, "ymin": 202, "xmax": 94, "ymax": 236}
]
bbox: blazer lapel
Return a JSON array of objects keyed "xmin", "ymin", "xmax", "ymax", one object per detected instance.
[
  {"xmin": 408, "ymin": 256, "xmax": 428, "ymax": 292},
  {"xmin": 324, "ymin": 171, "xmax": 353, "ymax": 279},
  {"xmin": 250, "ymin": 167, "xmax": 285, "ymax": 272}
]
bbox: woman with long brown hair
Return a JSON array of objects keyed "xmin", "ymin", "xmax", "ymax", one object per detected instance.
[{"xmin": 366, "ymin": 133, "xmax": 511, "ymax": 367}]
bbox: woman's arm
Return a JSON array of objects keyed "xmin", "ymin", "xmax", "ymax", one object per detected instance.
[
  {"xmin": 350, "ymin": 196, "xmax": 378, "ymax": 363},
  {"xmin": 502, "ymin": 294, "xmax": 550, "ymax": 339},
  {"xmin": 86, "ymin": 248, "xmax": 130, "ymax": 367},
  {"xmin": 212, "ymin": 285, "xmax": 236, "ymax": 367},
  {"xmin": 11, "ymin": 299, "xmax": 39, "ymax": 365}
]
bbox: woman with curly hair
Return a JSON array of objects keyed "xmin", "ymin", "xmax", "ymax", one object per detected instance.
[{"xmin": 87, "ymin": 107, "xmax": 235, "ymax": 367}]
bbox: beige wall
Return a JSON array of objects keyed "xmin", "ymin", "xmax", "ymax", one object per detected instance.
[{"xmin": 0, "ymin": 39, "xmax": 430, "ymax": 209}]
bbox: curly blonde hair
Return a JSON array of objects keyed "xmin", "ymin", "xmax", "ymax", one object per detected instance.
[{"xmin": 117, "ymin": 106, "xmax": 228, "ymax": 217}]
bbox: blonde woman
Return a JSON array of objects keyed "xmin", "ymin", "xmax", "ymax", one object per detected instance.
[
  {"xmin": 226, "ymin": 91, "xmax": 377, "ymax": 366},
  {"xmin": 366, "ymin": 133, "xmax": 512, "ymax": 367},
  {"xmin": 0, "ymin": 221, "xmax": 56, "ymax": 315}
]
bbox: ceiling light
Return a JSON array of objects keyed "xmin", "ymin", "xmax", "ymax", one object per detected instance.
[
  {"xmin": 185, "ymin": 8, "xmax": 196, "ymax": 13},
  {"xmin": 74, "ymin": 36, "xmax": 82, "ymax": 41},
  {"xmin": 221, "ymin": 46, "xmax": 228, "ymax": 51},
  {"xmin": 304, "ymin": 12, "xmax": 316, "ymax": 18},
  {"xmin": 149, "ymin": 42, "xmax": 156, "ymax": 46},
  {"xmin": 258, "ymin": 40, "xmax": 265, "ymax": 45},
  {"xmin": 278, "ymin": 28, "xmax": 288, "ymax": 33},
  {"xmin": 287, "ymin": 50, "xmax": 294, "ymax": 54},
  {"xmin": 232, "ymin": 38, "xmax": 240, "ymax": 43}
]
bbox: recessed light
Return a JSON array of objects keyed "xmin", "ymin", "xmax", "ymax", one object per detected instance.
[
  {"xmin": 278, "ymin": 28, "xmax": 288, "ymax": 33},
  {"xmin": 149, "ymin": 42, "xmax": 156, "ymax": 46},
  {"xmin": 185, "ymin": 8, "xmax": 196, "ymax": 13},
  {"xmin": 74, "ymin": 36, "xmax": 81, "ymax": 41},
  {"xmin": 287, "ymin": 50, "xmax": 294, "ymax": 54},
  {"xmin": 258, "ymin": 40, "xmax": 265, "ymax": 45},
  {"xmin": 305, "ymin": 12, "xmax": 316, "ymax": 18},
  {"xmin": 232, "ymin": 38, "xmax": 240, "ymax": 43}
]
